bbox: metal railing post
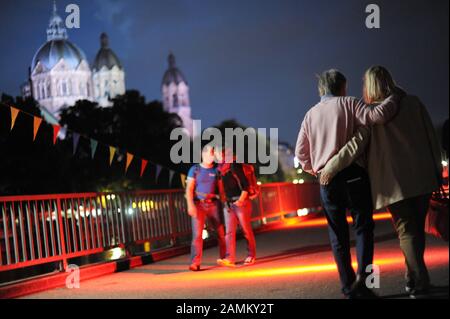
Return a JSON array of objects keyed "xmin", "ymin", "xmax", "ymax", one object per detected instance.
[
  {"xmin": 277, "ymin": 184, "xmax": 285, "ymax": 221},
  {"xmin": 258, "ymin": 190, "xmax": 265, "ymax": 224},
  {"xmin": 294, "ymin": 184, "xmax": 300, "ymax": 212},
  {"xmin": 169, "ymin": 193, "xmax": 177, "ymax": 246},
  {"xmin": 119, "ymin": 194, "xmax": 131, "ymax": 255},
  {"xmin": 56, "ymin": 198, "xmax": 68, "ymax": 271}
]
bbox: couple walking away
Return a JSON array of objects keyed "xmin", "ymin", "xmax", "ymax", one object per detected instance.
[
  {"xmin": 185, "ymin": 145, "xmax": 257, "ymax": 271},
  {"xmin": 296, "ymin": 66, "xmax": 442, "ymax": 299}
]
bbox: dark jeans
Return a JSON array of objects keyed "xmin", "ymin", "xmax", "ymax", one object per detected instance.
[
  {"xmin": 388, "ymin": 194, "xmax": 431, "ymax": 289},
  {"xmin": 190, "ymin": 201, "xmax": 226, "ymax": 266},
  {"xmin": 223, "ymin": 199, "xmax": 256, "ymax": 263},
  {"xmin": 320, "ymin": 164, "xmax": 375, "ymax": 295}
]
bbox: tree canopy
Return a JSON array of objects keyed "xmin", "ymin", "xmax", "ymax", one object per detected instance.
[{"xmin": 0, "ymin": 91, "xmax": 189, "ymax": 195}]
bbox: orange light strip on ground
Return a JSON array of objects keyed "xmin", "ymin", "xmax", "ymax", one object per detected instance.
[
  {"xmin": 279, "ymin": 212, "xmax": 392, "ymax": 229},
  {"xmin": 190, "ymin": 247, "xmax": 448, "ymax": 281}
]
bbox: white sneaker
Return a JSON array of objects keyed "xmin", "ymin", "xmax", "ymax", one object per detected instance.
[{"xmin": 244, "ymin": 257, "xmax": 256, "ymax": 266}]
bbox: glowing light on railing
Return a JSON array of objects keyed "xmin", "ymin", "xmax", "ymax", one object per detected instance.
[
  {"xmin": 66, "ymin": 208, "xmax": 74, "ymax": 219},
  {"xmin": 299, "ymin": 179, "xmax": 305, "ymax": 184},
  {"xmin": 293, "ymin": 179, "xmax": 299, "ymax": 184},
  {"xmin": 443, "ymin": 160, "xmax": 448, "ymax": 167},
  {"xmin": 262, "ymin": 217, "xmax": 267, "ymax": 225},
  {"xmin": 257, "ymin": 181, "xmax": 262, "ymax": 186},
  {"xmin": 111, "ymin": 194, "xmax": 116, "ymax": 200},
  {"xmin": 132, "ymin": 202, "xmax": 137, "ymax": 209},
  {"xmin": 202, "ymin": 229, "xmax": 209, "ymax": 240},
  {"xmin": 101, "ymin": 196, "xmax": 107, "ymax": 208},
  {"xmin": 108, "ymin": 247, "xmax": 125, "ymax": 260},
  {"xmin": 297, "ymin": 208, "xmax": 309, "ymax": 217},
  {"xmin": 297, "ymin": 169, "xmax": 303, "ymax": 174},
  {"xmin": 127, "ymin": 208, "xmax": 134, "ymax": 215},
  {"xmin": 77, "ymin": 205, "xmax": 90, "ymax": 218},
  {"xmin": 294, "ymin": 157, "xmax": 300, "ymax": 168},
  {"xmin": 106, "ymin": 195, "xmax": 111, "ymax": 200},
  {"xmin": 70, "ymin": 210, "xmax": 74, "ymax": 218}
]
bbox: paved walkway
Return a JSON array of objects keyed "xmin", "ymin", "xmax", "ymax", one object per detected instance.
[{"xmin": 23, "ymin": 215, "xmax": 449, "ymax": 299}]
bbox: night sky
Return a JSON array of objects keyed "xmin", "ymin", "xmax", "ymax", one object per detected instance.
[{"xmin": 0, "ymin": 0, "xmax": 448, "ymax": 145}]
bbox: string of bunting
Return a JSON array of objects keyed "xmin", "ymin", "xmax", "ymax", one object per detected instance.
[{"xmin": 2, "ymin": 103, "xmax": 185, "ymax": 186}]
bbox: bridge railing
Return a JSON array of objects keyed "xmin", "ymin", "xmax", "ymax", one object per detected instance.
[{"xmin": 0, "ymin": 182, "xmax": 320, "ymax": 274}]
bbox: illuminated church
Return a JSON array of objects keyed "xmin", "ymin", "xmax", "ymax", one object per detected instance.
[
  {"xmin": 22, "ymin": 2, "xmax": 193, "ymax": 136},
  {"xmin": 161, "ymin": 53, "xmax": 193, "ymax": 136}
]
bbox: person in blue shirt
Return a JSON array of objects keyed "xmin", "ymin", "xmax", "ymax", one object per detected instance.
[{"xmin": 186, "ymin": 145, "xmax": 226, "ymax": 271}]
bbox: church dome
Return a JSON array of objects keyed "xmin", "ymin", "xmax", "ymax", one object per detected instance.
[
  {"xmin": 162, "ymin": 53, "xmax": 187, "ymax": 85},
  {"xmin": 32, "ymin": 39, "xmax": 87, "ymax": 71},
  {"xmin": 31, "ymin": 2, "xmax": 87, "ymax": 71},
  {"xmin": 92, "ymin": 33, "xmax": 123, "ymax": 71}
]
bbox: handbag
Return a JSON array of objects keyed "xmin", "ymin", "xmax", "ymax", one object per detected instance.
[
  {"xmin": 419, "ymin": 105, "xmax": 449, "ymax": 241},
  {"xmin": 425, "ymin": 188, "xmax": 449, "ymax": 241}
]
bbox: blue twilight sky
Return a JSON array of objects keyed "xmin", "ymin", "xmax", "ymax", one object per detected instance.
[{"xmin": 0, "ymin": 0, "xmax": 448, "ymax": 145}]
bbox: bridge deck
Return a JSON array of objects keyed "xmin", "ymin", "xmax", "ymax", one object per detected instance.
[{"xmin": 22, "ymin": 217, "xmax": 449, "ymax": 299}]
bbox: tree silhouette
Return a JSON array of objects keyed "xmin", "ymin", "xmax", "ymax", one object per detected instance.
[
  {"xmin": 0, "ymin": 91, "xmax": 190, "ymax": 195},
  {"xmin": 212, "ymin": 119, "xmax": 284, "ymax": 183}
]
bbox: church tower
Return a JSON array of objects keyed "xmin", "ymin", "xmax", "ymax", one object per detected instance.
[
  {"xmin": 161, "ymin": 53, "xmax": 193, "ymax": 136},
  {"xmin": 92, "ymin": 33, "xmax": 126, "ymax": 107}
]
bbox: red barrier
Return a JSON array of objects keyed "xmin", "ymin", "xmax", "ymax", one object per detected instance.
[{"xmin": 0, "ymin": 182, "xmax": 321, "ymax": 276}]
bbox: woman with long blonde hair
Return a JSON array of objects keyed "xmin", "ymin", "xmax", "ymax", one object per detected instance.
[{"xmin": 320, "ymin": 66, "xmax": 442, "ymax": 298}]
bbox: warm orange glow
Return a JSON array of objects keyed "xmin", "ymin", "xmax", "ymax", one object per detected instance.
[
  {"xmin": 281, "ymin": 217, "xmax": 300, "ymax": 226},
  {"xmin": 277, "ymin": 212, "xmax": 392, "ymax": 229},
  {"xmin": 372, "ymin": 212, "xmax": 392, "ymax": 221},
  {"xmin": 184, "ymin": 247, "xmax": 448, "ymax": 281}
]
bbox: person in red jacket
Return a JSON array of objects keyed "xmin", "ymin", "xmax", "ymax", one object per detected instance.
[{"xmin": 215, "ymin": 146, "xmax": 256, "ymax": 267}]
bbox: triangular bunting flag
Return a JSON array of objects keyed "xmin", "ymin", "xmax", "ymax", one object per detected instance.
[
  {"xmin": 125, "ymin": 153, "xmax": 134, "ymax": 173},
  {"xmin": 72, "ymin": 132, "xmax": 80, "ymax": 155},
  {"xmin": 10, "ymin": 107, "xmax": 20, "ymax": 131},
  {"xmin": 169, "ymin": 170, "xmax": 175, "ymax": 186},
  {"xmin": 155, "ymin": 165, "xmax": 162, "ymax": 182},
  {"xmin": 180, "ymin": 174, "xmax": 187, "ymax": 188},
  {"xmin": 90, "ymin": 139, "xmax": 98, "ymax": 159},
  {"xmin": 109, "ymin": 146, "xmax": 116, "ymax": 166},
  {"xmin": 140, "ymin": 159, "xmax": 148, "ymax": 177},
  {"xmin": 52, "ymin": 125, "xmax": 60, "ymax": 145},
  {"xmin": 33, "ymin": 117, "xmax": 42, "ymax": 141}
]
